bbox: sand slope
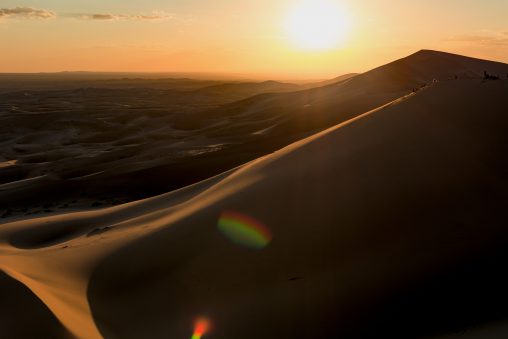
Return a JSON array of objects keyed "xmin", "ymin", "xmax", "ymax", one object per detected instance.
[{"xmin": 1, "ymin": 77, "xmax": 508, "ymax": 338}]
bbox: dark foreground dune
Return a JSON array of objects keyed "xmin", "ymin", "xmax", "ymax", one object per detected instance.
[
  {"xmin": 1, "ymin": 56, "xmax": 508, "ymax": 339},
  {"xmin": 0, "ymin": 272, "xmax": 71, "ymax": 338}
]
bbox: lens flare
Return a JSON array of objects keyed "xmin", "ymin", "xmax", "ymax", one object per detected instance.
[
  {"xmin": 191, "ymin": 317, "xmax": 210, "ymax": 339},
  {"xmin": 218, "ymin": 210, "xmax": 272, "ymax": 249}
]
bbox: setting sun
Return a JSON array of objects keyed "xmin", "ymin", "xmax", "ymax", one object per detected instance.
[{"xmin": 285, "ymin": 0, "xmax": 350, "ymax": 51}]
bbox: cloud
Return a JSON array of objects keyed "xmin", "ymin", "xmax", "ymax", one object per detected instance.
[
  {"xmin": 84, "ymin": 14, "xmax": 119, "ymax": 21},
  {"xmin": 132, "ymin": 14, "xmax": 173, "ymax": 21},
  {"xmin": 0, "ymin": 6, "xmax": 56, "ymax": 19},
  {"xmin": 73, "ymin": 13, "xmax": 119, "ymax": 21},
  {"xmin": 0, "ymin": 7, "xmax": 173, "ymax": 22},
  {"xmin": 446, "ymin": 33, "xmax": 508, "ymax": 46},
  {"xmin": 69, "ymin": 11, "xmax": 172, "ymax": 21}
]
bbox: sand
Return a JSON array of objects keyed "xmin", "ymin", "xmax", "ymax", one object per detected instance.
[{"xmin": 1, "ymin": 51, "xmax": 508, "ymax": 338}]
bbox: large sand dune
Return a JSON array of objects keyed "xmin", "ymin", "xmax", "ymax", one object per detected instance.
[
  {"xmin": 1, "ymin": 51, "xmax": 508, "ymax": 338},
  {"xmin": 0, "ymin": 51, "xmax": 508, "ymax": 339}
]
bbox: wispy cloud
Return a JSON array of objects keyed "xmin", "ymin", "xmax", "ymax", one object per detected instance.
[
  {"xmin": 68, "ymin": 11, "xmax": 173, "ymax": 21},
  {"xmin": 446, "ymin": 32, "xmax": 508, "ymax": 46},
  {"xmin": 132, "ymin": 13, "xmax": 173, "ymax": 21},
  {"xmin": 0, "ymin": 6, "xmax": 56, "ymax": 19},
  {"xmin": 0, "ymin": 7, "xmax": 176, "ymax": 23},
  {"xmin": 78, "ymin": 13, "xmax": 119, "ymax": 21}
]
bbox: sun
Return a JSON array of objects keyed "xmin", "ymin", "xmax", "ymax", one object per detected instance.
[{"xmin": 285, "ymin": 0, "xmax": 350, "ymax": 51}]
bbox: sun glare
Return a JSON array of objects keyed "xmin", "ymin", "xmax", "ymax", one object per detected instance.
[{"xmin": 285, "ymin": 0, "xmax": 350, "ymax": 51}]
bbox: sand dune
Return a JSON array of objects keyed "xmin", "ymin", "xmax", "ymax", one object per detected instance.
[
  {"xmin": 1, "ymin": 51, "xmax": 508, "ymax": 338},
  {"xmin": 1, "ymin": 53, "xmax": 508, "ymax": 339}
]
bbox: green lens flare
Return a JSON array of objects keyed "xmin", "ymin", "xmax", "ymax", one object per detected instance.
[{"xmin": 218, "ymin": 211, "xmax": 272, "ymax": 249}]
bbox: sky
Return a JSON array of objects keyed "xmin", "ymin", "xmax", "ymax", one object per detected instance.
[{"xmin": 1, "ymin": 0, "xmax": 507, "ymax": 79}]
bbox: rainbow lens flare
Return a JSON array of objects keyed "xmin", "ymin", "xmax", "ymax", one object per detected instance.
[
  {"xmin": 191, "ymin": 317, "xmax": 210, "ymax": 339},
  {"xmin": 217, "ymin": 210, "xmax": 272, "ymax": 249}
]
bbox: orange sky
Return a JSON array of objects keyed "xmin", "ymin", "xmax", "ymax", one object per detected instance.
[{"xmin": 1, "ymin": 0, "xmax": 507, "ymax": 79}]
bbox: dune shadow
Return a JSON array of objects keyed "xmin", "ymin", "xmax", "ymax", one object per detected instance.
[
  {"xmin": 340, "ymin": 241, "xmax": 508, "ymax": 339},
  {"xmin": 8, "ymin": 222, "xmax": 88, "ymax": 249},
  {"xmin": 0, "ymin": 271, "xmax": 71, "ymax": 338}
]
